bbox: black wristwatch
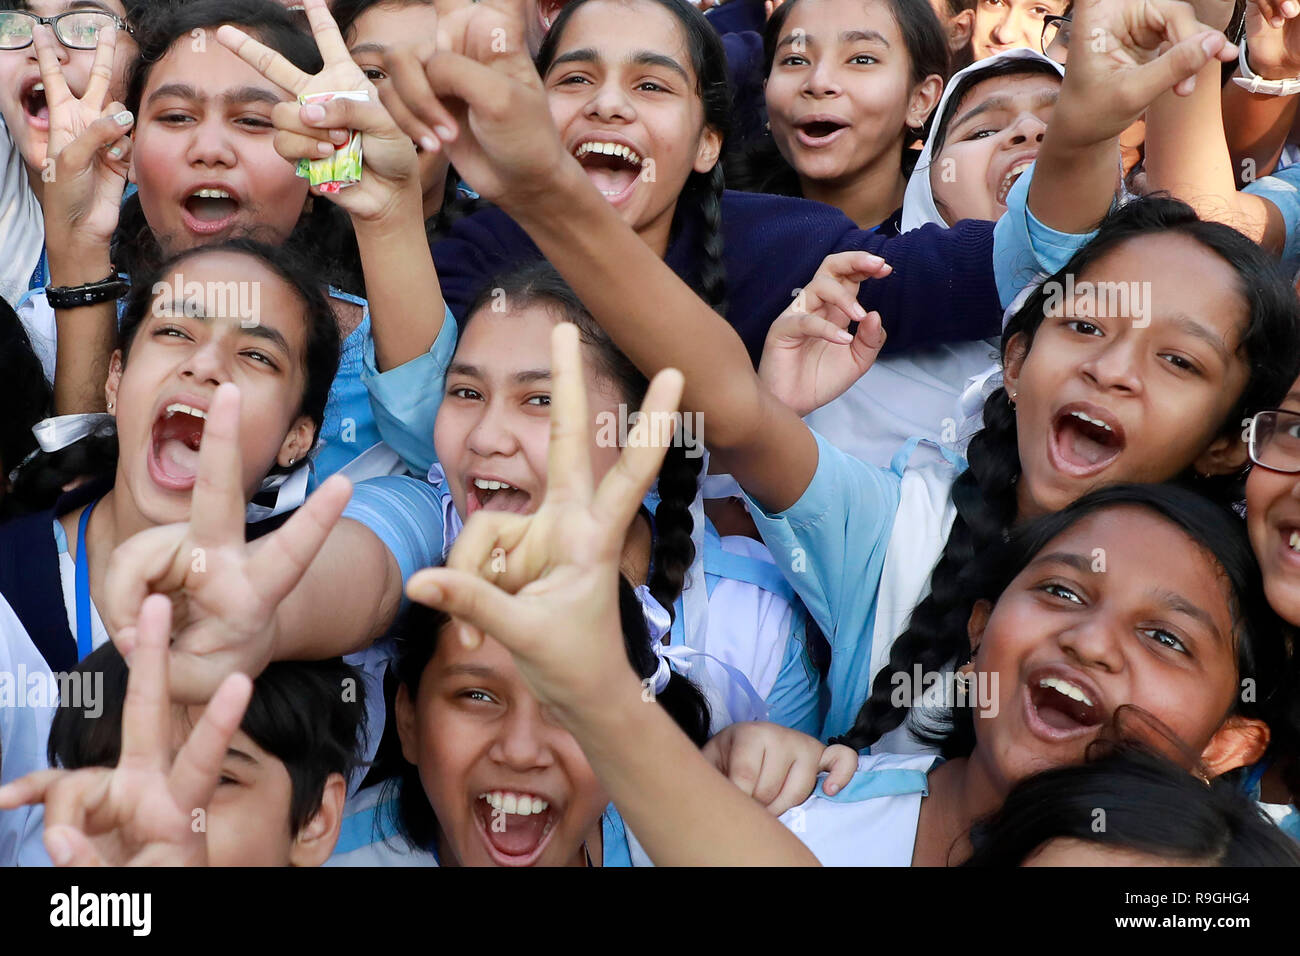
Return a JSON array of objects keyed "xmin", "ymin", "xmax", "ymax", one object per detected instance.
[{"xmin": 46, "ymin": 273, "xmax": 129, "ymax": 309}]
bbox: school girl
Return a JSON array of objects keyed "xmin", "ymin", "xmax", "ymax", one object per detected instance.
[{"xmin": 33, "ymin": 0, "xmax": 450, "ymax": 489}]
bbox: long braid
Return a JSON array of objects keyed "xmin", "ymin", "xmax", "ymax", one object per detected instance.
[
  {"xmin": 649, "ymin": 443, "xmax": 703, "ymax": 623},
  {"xmin": 694, "ymin": 164, "xmax": 728, "ymax": 319}
]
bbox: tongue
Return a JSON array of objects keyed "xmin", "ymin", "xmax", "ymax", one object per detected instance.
[
  {"xmin": 1037, "ymin": 699, "xmax": 1083, "ymax": 730},
  {"xmin": 1060, "ymin": 420, "xmax": 1113, "ymax": 466},
  {"xmin": 584, "ymin": 165, "xmax": 636, "ymax": 196},
  {"xmin": 483, "ymin": 807, "xmax": 551, "ymax": 857},
  {"xmin": 187, "ymin": 197, "xmax": 238, "ymax": 222},
  {"xmin": 158, "ymin": 438, "xmax": 199, "ymax": 480},
  {"xmin": 481, "ymin": 488, "xmax": 531, "ymax": 514}
]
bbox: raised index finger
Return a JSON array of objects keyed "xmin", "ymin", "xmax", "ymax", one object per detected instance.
[
  {"xmin": 81, "ymin": 20, "xmax": 118, "ymax": 109},
  {"xmin": 31, "ymin": 27, "xmax": 74, "ymax": 111},
  {"xmin": 189, "ymin": 383, "xmax": 249, "ymax": 548},
  {"xmin": 216, "ymin": 24, "xmax": 312, "ymax": 96},
  {"xmin": 545, "ymin": 322, "xmax": 594, "ymax": 506},
  {"xmin": 119, "ymin": 594, "xmax": 175, "ymax": 771},
  {"xmin": 302, "ymin": 0, "xmax": 356, "ymax": 66}
]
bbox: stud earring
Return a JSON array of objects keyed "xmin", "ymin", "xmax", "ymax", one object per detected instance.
[
  {"xmin": 106, "ymin": 402, "xmax": 114, "ymax": 411},
  {"xmin": 288, "ymin": 457, "xmax": 297, "ymax": 466}
]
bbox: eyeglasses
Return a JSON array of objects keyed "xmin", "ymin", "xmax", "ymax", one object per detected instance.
[
  {"xmin": 0, "ymin": 10, "xmax": 131, "ymax": 52},
  {"xmin": 1248, "ymin": 409, "xmax": 1300, "ymax": 474},
  {"xmin": 1041, "ymin": 15, "xmax": 1071, "ymax": 63}
]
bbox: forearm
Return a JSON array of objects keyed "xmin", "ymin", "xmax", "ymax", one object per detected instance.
[
  {"xmin": 1027, "ymin": 101, "xmax": 1121, "ymax": 235},
  {"xmin": 271, "ymin": 518, "xmax": 403, "ymax": 659},
  {"xmin": 563, "ymin": 670, "xmax": 820, "ymax": 866},
  {"xmin": 47, "ymin": 241, "xmax": 116, "ymax": 414},
  {"xmin": 353, "ymin": 191, "xmax": 445, "ymax": 372},
  {"xmin": 506, "ymin": 161, "xmax": 818, "ymax": 511},
  {"xmin": 1146, "ymin": 60, "xmax": 1283, "ymax": 249},
  {"xmin": 1223, "ymin": 80, "xmax": 1299, "ymax": 182}
]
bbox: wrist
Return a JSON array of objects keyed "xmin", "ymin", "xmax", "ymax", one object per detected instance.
[
  {"xmin": 509, "ymin": 156, "xmax": 595, "ymax": 229},
  {"xmin": 48, "ymin": 248, "xmax": 112, "ymax": 287}
]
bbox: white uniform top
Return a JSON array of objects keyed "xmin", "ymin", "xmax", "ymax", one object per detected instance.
[
  {"xmin": 0, "ymin": 118, "xmax": 43, "ymax": 309},
  {"xmin": 778, "ymin": 752, "xmax": 941, "ymax": 866},
  {"xmin": 0, "ymin": 595, "xmax": 57, "ymax": 866}
]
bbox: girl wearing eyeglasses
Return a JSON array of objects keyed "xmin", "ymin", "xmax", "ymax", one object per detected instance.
[{"xmin": 0, "ymin": 1, "xmax": 140, "ymax": 309}]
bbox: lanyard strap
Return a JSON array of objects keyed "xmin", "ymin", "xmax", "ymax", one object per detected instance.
[
  {"xmin": 28, "ymin": 248, "xmax": 47, "ymax": 292},
  {"xmin": 74, "ymin": 498, "xmax": 100, "ymax": 662}
]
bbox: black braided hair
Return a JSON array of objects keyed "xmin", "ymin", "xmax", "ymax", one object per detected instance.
[
  {"xmin": 464, "ymin": 262, "xmax": 703, "ymax": 622},
  {"xmin": 835, "ymin": 197, "xmax": 1300, "ymax": 755},
  {"xmin": 386, "ymin": 577, "xmax": 711, "ymax": 853},
  {"xmin": 537, "ymin": 0, "xmax": 731, "ymax": 318}
]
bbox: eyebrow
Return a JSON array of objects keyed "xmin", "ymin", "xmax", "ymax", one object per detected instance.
[
  {"xmin": 549, "ymin": 47, "xmax": 689, "ymax": 83},
  {"xmin": 1165, "ymin": 314, "xmax": 1233, "ymax": 365},
  {"xmin": 146, "ymin": 83, "xmax": 284, "ymax": 108},
  {"xmin": 447, "ymin": 362, "xmax": 552, "ymax": 385},
  {"xmin": 348, "ymin": 42, "xmax": 387, "ymax": 57},
  {"xmin": 1150, "ymin": 588, "xmax": 1222, "ymax": 642},
  {"xmin": 224, "ymin": 747, "xmax": 258, "ymax": 766},
  {"xmin": 155, "ymin": 303, "xmax": 291, "ymax": 356},
  {"xmin": 841, "ymin": 29, "xmax": 889, "ymax": 46},
  {"xmin": 441, "ymin": 663, "xmax": 502, "ymax": 680},
  {"xmin": 1032, "ymin": 551, "xmax": 1095, "ymax": 575},
  {"xmin": 950, "ymin": 88, "xmax": 1059, "ymax": 131}
]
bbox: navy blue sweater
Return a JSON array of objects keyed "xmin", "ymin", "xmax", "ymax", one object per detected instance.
[{"xmin": 431, "ymin": 189, "xmax": 999, "ymax": 365}]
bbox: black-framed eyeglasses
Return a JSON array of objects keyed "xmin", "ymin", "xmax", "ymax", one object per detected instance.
[
  {"xmin": 1248, "ymin": 409, "xmax": 1300, "ymax": 474},
  {"xmin": 1041, "ymin": 14, "xmax": 1071, "ymax": 62},
  {"xmin": 0, "ymin": 10, "xmax": 132, "ymax": 52}
]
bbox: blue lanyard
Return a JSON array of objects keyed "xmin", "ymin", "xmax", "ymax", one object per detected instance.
[
  {"xmin": 28, "ymin": 248, "xmax": 47, "ymax": 292},
  {"xmin": 74, "ymin": 498, "xmax": 100, "ymax": 662}
]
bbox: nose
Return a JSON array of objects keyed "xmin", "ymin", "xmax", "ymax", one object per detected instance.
[
  {"xmin": 1005, "ymin": 110, "xmax": 1047, "ymax": 147},
  {"xmin": 583, "ymin": 80, "xmax": 635, "ymax": 124},
  {"xmin": 465, "ymin": 398, "xmax": 521, "ymax": 460},
  {"xmin": 489, "ymin": 700, "xmax": 554, "ymax": 772},
  {"xmin": 1056, "ymin": 612, "xmax": 1126, "ymax": 676},
  {"xmin": 991, "ymin": 8, "xmax": 1019, "ymax": 45},
  {"xmin": 1079, "ymin": 337, "xmax": 1143, "ymax": 396},
  {"xmin": 185, "ymin": 116, "xmax": 238, "ymax": 169},
  {"xmin": 179, "ymin": 337, "xmax": 232, "ymax": 388},
  {"xmin": 802, "ymin": 59, "xmax": 842, "ymax": 98}
]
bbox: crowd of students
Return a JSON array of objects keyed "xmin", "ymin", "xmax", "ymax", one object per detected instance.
[{"xmin": 0, "ymin": 0, "xmax": 1298, "ymax": 868}]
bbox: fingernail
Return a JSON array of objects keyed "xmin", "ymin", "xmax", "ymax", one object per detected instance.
[
  {"xmin": 835, "ymin": 329, "xmax": 853, "ymax": 344},
  {"xmin": 317, "ymin": 141, "xmax": 334, "ymax": 155},
  {"xmin": 1201, "ymin": 34, "xmax": 1219, "ymax": 56},
  {"xmin": 1274, "ymin": 16, "xmax": 1286, "ymax": 27},
  {"xmin": 302, "ymin": 103, "xmax": 326, "ymax": 122},
  {"xmin": 113, "ymin": 109, "xmax": 133, "ymax": 126},
  {"xmin": 108, "ymin": 145, "xmax": 123, "ymax": 158},
  {"xmin": 419, "ymin": 135, "xmax": 439, "ymax": 153},
  {"xmin": 330, "ymin": 128, "xmax": 349, "ymax": 143},
  {"xmin": 853, "ymin": 302, "xmax": 868, "ymax": 320},
  {"xmin": 434, "ymin": 125, "xmax": 454, "ymax": 141},
  {"xmin": 825, "ymin": 782, "xmax": 838, "ymax": 794},
  {"xmin": 46, "ymin": 829, "xmax": 72, "ymax": 865},
  {"xmin": 1284, "ymin": 1, "xmax": 1298, "ymax": 17}
]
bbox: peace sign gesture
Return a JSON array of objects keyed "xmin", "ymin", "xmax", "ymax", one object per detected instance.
[
  {"xmin": 216, "ymin": 0, "xmax": 420, "ymax": 223},
  {"xmin": 0, "ymin": 596, "xmax": 252, "ymax": 866},
  {"xmin": 101, "ymin": 384, "xmax": 353, "ymax": 704},
  {"xmin": 405, "ymin": 323, "xmax": 685, "ymax": 714},
  {"xmin": 34, "ymin": 22, "xmax": 133, "ymax": 254}
]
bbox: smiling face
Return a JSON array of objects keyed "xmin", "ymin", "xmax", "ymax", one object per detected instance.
[
  {"xmin": 105, "ymin": 249, "xmax": 315, "ymax": 526},
  {"xmin": 395, "ymin": 621, "xmax": 610, "ymax": 866},
  {"xmin": 433, "ymin": 302, "xmax": 626, "ymax": 521},
  {"xmin": 971, "ymin": 0, "xmax": 1065, "ymax": 61},
  {"xmin": 929, "ymin": 71, "xmax": 1059, "ymax": 225},
  {"xmin": 346, "ymin": 2, "xmax": 449, "ymax": 210},
  {"xmin": 0, "ymin": 0, "xmax": 137, "ymax": 180},
  {"xmin": 129, "ymin": 36, "xmax": 308, "ymax": 254},
  {"xmin": 968, "ymin": 508, "xmax": 1245, "ymax": 791},
  {"xmin": 1246, "ymin": 378, "xmax": 1300, "ymax": 625},
  {"xmin": 765, "ymin": 0, "xmax": 935, "ymax": 189},
  {"xmin": 1003, "ymin": 232, "xmax": 1251, "ymax": 519},
  {"xmin": 543, "ymin": 0, "xmax": 721, "ymax": 252}
]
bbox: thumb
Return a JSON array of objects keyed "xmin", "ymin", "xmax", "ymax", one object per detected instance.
[
  {"xmin": 405, "ymin": 567, "xmax": 520, "ymax": 652},
  {"xmin": 44, "ymin": 825, "xmax": 106, "ymax": 867},
  {"xmin": 1136, "ymin": 30, "xmax": 1235, "ymax": 100},
  {"xmin": 56, "ymin": 106, "xmax": 134, "ymax": 168}
]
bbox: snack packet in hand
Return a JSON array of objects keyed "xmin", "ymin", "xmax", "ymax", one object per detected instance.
[{"xmin": 295, "ymin": 91, "xmax": 369, "ymax": 194}]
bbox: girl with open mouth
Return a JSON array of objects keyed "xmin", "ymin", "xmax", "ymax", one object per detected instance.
[{"xmin": 35, "ymin": 0, "xmax": 449, "ymax": 489}]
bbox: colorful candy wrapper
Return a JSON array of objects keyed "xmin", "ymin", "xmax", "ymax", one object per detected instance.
[{"xmin": 295, "ymin": 91, "xmax": 370, "ymax": 194}]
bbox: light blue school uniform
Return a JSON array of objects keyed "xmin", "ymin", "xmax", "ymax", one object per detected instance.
[
  {"xmin": 1245, "ymin": 165, "xmax": 1300, "ymax": 271},
  {"xmin": 0, "ymin": 595, "xmax": 56, "ymax": 867},
  {"xmin": 326, "ymin": 783, "xmax": 639, "ymax": 867},
  {"xmin": 340, "ymin": 468, "xmax": 819, "ymax": 733},
  {"xmin": 776, "ymin": 752, "xmax": 941, "ymax": 865}
]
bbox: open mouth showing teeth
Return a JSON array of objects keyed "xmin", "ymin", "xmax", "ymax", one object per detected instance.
[
  {"xmin": 996, "ymin": 161, "xmax": 1034, "ymax": 205},
  {"xmin": 1029, "ymin": 676, "xmax": 1103, "ymax": 732},
  {"xmin": 468, "ymin": 477, "xmax": 531, "ymax": 516},
  {"xmin": 573, "ymin": 141, "xmax": 643, "ymax": 199},
  {"xmin": 21, "ymin": 79, "xmax": 48, "ymax": 125},
  {"xmin": 473, "ymin": 791, "xmax": 557, "ymax": 864},
  {"xmin": 184, "ymin": 189, "xmax": 239, "ymax": 225},
  {"xmin": 1051, "ymin": 408, "xmax": 1124, "ymax": 474},
  {"xmin": 1285, "ymin": 528, "xmax": 1300, "ymax": 555},
  {"xmin": 149, "ymin": 403, "xmax": 207, "ymax": 488}
]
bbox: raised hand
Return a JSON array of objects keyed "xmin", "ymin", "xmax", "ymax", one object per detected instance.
[
  {"xmin": 703, "ymin": 721, "xmax": 859, "ymax": 815},
  {"xmin": 404, "ymin": 322, "xmax": 684, "ymax": 714},
  {"xmin": 34, "ymin": 23, "xmax": 132, "ymax": 253},
  {"xmin": 379, "ymin": 0, "xmax": 572, "ymax": 208},
  {"xmin": 101, "ymin": 384, "xmax": 352, "ymax": 704},
  {"xmin": 1244, "ymin": 0, "xmax": 1300, "ymax": 77},
  {"xmin": 758, "ymin": 251, "xmax": 889, "ymax": 418},
  {"xmin": 1053, "ymin": 0, "xmax": 1240, "ymax": 148},
  {"xmin": 0, "ymin": 596, "xmax": 252, "ymax": 866},
  {"xmin": 216, "ymin": 0, "xmax": 420, "ymax": 222}
]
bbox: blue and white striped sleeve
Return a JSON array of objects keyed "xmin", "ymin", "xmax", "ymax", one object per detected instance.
[{"xmin": 341, "ymin": 475, "xmax": 446, "ymax": 584}]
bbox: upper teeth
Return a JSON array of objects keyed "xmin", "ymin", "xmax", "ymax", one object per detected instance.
[
  {"xmin": 192, "ymin": 188, "xmax": 231, "ymax": 200},
  {"xmin": 1039, "ymin": 676, "xmax": 1093, "ymax": 707},
  {"xmin": 574, "ymin": 141, "xmax": 643, "ymax": 166},
  {"xmin": 33, "ymin": 83, "xmax": 44, "ymax": 93},
  {"xmin": 1290, "ymin": 531, "xmax": 1300, "ymax": 553},
  {"xmin": 480, "ymin": 791, "xmax": 549, "ymax": 815},
  {"xmin": 165, "ymin": 403, "xmax": 207, "ymax": 420},
  {"xmin": 1000, "ymin": 162, "xmax": 1032, "ymax": 194},
  {"xmin": 473, "ymin": 478, "xmax": 514, "ymax": 491},
  {"xmin": 1069, "ymin": 410, "xmax": 1113, "ymax": 432}
]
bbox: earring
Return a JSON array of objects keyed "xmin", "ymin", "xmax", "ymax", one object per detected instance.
[
  {"xmin": 288, "ymin": 457, "xmax": 297, "ymax": 466},
  {"xmin": 106, "ymin": 402, "xmax": 114, "ymax": 411},
  {"xmin": 1007, "ymin": 391, "xmax": 1017, "ymax": 410}
]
